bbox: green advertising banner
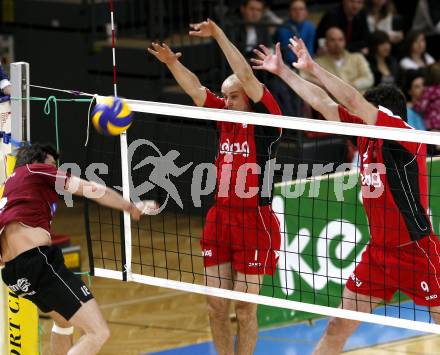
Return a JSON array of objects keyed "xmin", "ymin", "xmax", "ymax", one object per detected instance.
[{"xmin": 258, "ymin": 158, "xmax": 440, "ymax": 328}]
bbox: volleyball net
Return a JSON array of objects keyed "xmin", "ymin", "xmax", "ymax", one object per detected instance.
[{"xmin": 84, "ymin": 93, "xmax": 440, "ymax": 334}]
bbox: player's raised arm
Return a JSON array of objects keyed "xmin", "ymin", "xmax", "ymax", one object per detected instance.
[
  {"xmin": 252, "ymin": 42, "xmax": 339, "ymax": 121},
  {"xmin": 290, "ymin": 37, "xmax": 378, "ymax": 125},
  {"xmin": 65, "ymin": 176, "xmax": 159, "ymax": 220},
  {"xmin": 189, "ymin": 18, "xmax": 264, "ymax": 103},
  {"xmin": 147, "ymin": 42, "xmax": 207, "ymax": 107}
]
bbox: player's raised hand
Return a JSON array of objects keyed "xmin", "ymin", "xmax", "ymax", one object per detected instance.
[
  {"xmin": 189, "ymin": 18, "xmax": 220, "ymax": 38},
  {"xmin": 148, "ymin": 42, "xmax": 182, "ymax": 65},
  {"xmin": 289, "ymin": 37, "xmax": 314, "ymax": 72},
  {"xmin": 251, "ymin": 43, "xmax": 284, "ymax": 75}
]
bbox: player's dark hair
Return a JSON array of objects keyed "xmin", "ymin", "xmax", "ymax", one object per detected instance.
[
  {"xmin": 15, "ymin": 143, "xmax": 59, "ymax": 168},
  {"xmin": 364, "ymin": 84, "xmax": 407, "ymax": 122}
]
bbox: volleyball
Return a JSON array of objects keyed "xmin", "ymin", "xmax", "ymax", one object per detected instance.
[{"xmin": 92, "ymin": 96, "xmax": 133, "ymax": 136}]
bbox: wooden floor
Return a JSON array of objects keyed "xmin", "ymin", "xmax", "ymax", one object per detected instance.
[{"xmin": 40, "ymin": 202, "xmax": 440, "ymax": 355}]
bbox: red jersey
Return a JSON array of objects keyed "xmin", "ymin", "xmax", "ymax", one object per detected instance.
[
  {"xmin": 203, "ymin": 87, "xmax": 282, "ymax": 207},
  {"xmin": 0, "ymin": 164, "xmax": 69, "ymax": 233},
  {"xmin": 339, "ymin": 105, "xmax": 433, "ymax": 247}
]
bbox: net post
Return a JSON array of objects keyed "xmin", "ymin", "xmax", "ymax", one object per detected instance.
[
  {"xmin": 2, "ymin": 61, "xmax": 38, "ymax": 354},
  {"xmin": 10, "ymin": 62, "xmax": 30, "ymax": 146}
]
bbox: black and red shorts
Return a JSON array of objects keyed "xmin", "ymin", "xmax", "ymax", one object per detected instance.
[{"xmin": 201, "ymin": 204, "xmax": 281, "ymax": 275}]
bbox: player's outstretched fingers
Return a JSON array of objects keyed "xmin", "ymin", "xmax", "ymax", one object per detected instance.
[
  {"xmin": 258, "ymin": 44, "xmax": 270, "ymax": 56},
  {"xmin": 253, "ymin": 48, "xmax": 266, "ymax": 60}
]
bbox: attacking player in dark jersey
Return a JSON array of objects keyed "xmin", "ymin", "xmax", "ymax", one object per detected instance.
[
  {"xmin": 148, "ymin": 19, "xmax": 282, "ymax": 355},
  {"xmin": 0, "ymin": 143, "xmax": 158, "ymax": 355},
  {"xmin": 252, "ymin": 38, "xmax": 440, "ymax": 354}
]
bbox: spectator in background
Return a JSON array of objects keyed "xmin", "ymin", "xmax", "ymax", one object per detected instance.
[
  {"xmin": 274, "ymin": 0, "xmax": 316, "ymax": 64},
  {"xmin": 304, "ymin": 27, "xmax": 374, "ymax": 93},
  {"xmin": 414, "ymin": 63, "xmax": 440, "ymax": 131},
  {"xmin": 225, "ymin": 0, "xmax": 272, "ymax": 58},
  {"xmin": 367, "ymin": 31, "xmax": 399, "ymax": 86},
  {"xmin": 316, "ymin": 0, "xmax": 370, "ymax": 54},
  {"xmin": 365, "ymin": 0, "xmax": 403, "ymax": 44},
  {"xmin": 412, "ymin": 0, "xmax": 440, "ymax": 34},
  {"xmin": 403, "ymin": 69, "xmax": 426, "ymax": 130},
  {"xmin": 0, "ymin": 64, "xmax": 11, "ymax": 97},
  {"xmin": 400, "ymin": 30, "xmax": 435, "ymax": 71}
]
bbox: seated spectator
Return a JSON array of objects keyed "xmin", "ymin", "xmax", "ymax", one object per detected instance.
[
  {"xmin": 315, "ymin": 0, "xmax": 370, "ymax": 54},
  {"xmin": 0, "ymin": 64, "xmax": 11, "ymax": 97},
  {"xmin": 402, "ymin": 69, "xmax": 426, "ymax": 130},
  {"xmin": 412, "ymin": 0, "xmax": 440, "ymax": 34},
  {"xmin": 304, "ymin": 27, "xmax": 374, "ymax": 93},
  {"xmin": 367, "ymin": 30, "xmax": 400, "ymax": 85},
  {"xmin": 365, "ymin": 0, "xmax": 403, "ymax": 44},
  {"xmin": 225, "ymin": 0, "xmax": 272, "ymax": 58},
  {"xmin": 274, "ymin": 0, "xmax": 316, "ymax": 64},
  {"xmin": 414, "ymin": 63, "xmax": 440, "ymax": 130},
  {"xmin": 399, "ymin": 30, "xmax": 435, "ymax": 70}
]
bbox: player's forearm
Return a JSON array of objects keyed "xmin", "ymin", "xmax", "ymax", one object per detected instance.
[
  {"xmin": 94, "ymin": 186, "xmax": 133, "ymax": 213},
  {"xmin": 167, "ymin": 60, "xmax": 205, "ymax": 105},
  {"xmin": 279, "ymin": 65, "xmax": 337, "ymax": 120},
  {"xmin": 213, "ymin": 28, "xmax": 254, "ymax": 82},
  {"xmin": 310, "ymin": 61, "xmax": 364, "ymax": 113}
]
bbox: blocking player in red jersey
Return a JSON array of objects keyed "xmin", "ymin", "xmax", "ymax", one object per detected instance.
[
  {"xmin": 0, "ymin": 143, "xmax": 158, "ymax": 355},
  {"xmin": 148, "ymin": 19, "xmax": 282, "ymax": 355},
  {"xmin": 252, "ymin": 38, "xmax": 440, "ymax": 354}
]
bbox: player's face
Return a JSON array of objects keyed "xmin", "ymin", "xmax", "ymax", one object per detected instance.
[
  {"xmin": 221, "ymin": 80, "xmax": 250, "ymax": 112},
  {"xmin": 44, "ymin": 154, "xmax": 57, "ymax": 167}
]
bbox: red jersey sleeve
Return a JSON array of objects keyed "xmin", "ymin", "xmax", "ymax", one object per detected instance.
[
  {"xmin": 254, "ymin": 87, "xmax": 282, "ymax": 115},
  {"xmin": 25, "ymin": 164, "xmax": 70, "ymax": 190},
  {"xmin": 375, "ymin": 106, "xmax": 418, "ymax": 152},
  {"xmin": 338, "ymin": 105, "xmax": 364, "ymax": 124},
  {"xmin": 203, "ymin": 89, "xmax": 225, "ymax": 109},
  {"xmin": 203, "ymin": 89, "xmax": 226, "ymax": 130}
]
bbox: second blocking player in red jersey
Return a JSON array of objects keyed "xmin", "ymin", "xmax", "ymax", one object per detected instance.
[
  {"xmin": 148, "ymin": 19, "xmax": 282, "ymax": 355},
  {"xmin": 252, "ymin": 38, "xmax": 440, "ymax": 354}
]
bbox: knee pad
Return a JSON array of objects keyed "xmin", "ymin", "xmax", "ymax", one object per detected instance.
[{"xmin": 52, "ymin": 323, "xmax": 74, "ymax": 335}]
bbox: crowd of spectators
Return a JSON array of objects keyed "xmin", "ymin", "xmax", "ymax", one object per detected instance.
[{"xmin": 219, "ymin": 0, "xmax": 440, "ymax": 141}]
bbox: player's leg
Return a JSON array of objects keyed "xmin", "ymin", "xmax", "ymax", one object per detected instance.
[
  {"xmin": 205, "ymin": 263, "xmax": 234, "ymax": 355},
  {"xmin": 35, "ymin": 246, "xmax": 109, "ymax": 354},
  {"xmin": 230, "ymin": 205, "xmax": 280, "ymax": 355},
  {"xmin": 64, "ymin": 299, "xmax": 110, "ymax": 355},
  {"xmin": 233, "ymin": 272, "xmax": 262, "ymax": 355},
  {"xmin": 429, "ymin": 306, "xmax": 440, "ymax": 324},
  {"xmin": 202, "ymin": 205, "xmax": 235, "ymax": 355},
  {"xmin": 48, "ymin": 311, "xmax": 73, "ymax": 355},
  {"xmin": 314, "ymin": 287, "xmax": 383, "ymax": 355}
]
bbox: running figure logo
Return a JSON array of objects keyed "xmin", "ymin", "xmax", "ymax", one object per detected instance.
[{"xmin": 128, "ymin": 139, "xmax": 193, "ymax": 213}]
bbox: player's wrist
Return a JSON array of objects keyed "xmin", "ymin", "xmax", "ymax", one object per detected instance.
[
  {"xmin": 309, "ymin": 61, "xmax": 320, "ymax": 76},
  {"xmin": 212, "ymin": 26, "xmax": 224, "ymax": 40}
]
